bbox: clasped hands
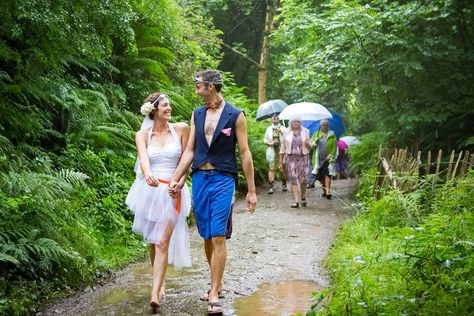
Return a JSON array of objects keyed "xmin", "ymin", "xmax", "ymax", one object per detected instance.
[
  {"xmin": 145, "ymin": 173, "xmax": 181, "ymax": 198},
  {"xmin": 168, "ymin": 180, "xmax": 181, "ymax": 199}
]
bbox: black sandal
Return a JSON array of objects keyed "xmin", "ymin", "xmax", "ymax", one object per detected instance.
[
  {"xmin": 301, "ymin": 199, "xmax": 307, "ymax": 207},
  {"xmin": 291, "ymin": 202, "xmax": 299, "ymax": 208},
  {"xmin": 208, "ymin": 301, "xmax": 224, "ymax": 315},
  {"xmin": 200, "ymin": 289, "xmax": 226, "ymax": 301},
  {"xmin": 326, "ymin": 194, "xmax": 332, "ymax": 200}
]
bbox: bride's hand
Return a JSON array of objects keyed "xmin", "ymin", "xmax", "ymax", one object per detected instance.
[{"xmin": 145, "ymin": 173, "xmax": 158, "ymax": 187}]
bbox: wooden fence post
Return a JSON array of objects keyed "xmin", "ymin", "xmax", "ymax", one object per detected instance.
[
  {"xmin": 426, "ymin": 150, "xmax": 431, "ymax": 175},
  {"xmin": 374, "ymin": 159, "xmax": 385, "ymax": 199},
  {"xmin": 446, "ymin": 150, "xmax": 455, "ymax": 181},
  {"xmin": 433, "ymin": 149, "xmax": 442, "ymax": 186},
  {"xmin": 451, "ymin": 151, "xmax": 463, "ymax": 181}
]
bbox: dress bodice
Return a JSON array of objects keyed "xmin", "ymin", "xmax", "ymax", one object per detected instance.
[{"xmin": 147, "ymin": 125, "xmax": 181, "ymax": 179}]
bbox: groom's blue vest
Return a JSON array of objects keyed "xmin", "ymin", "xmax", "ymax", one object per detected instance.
[{"xmin": 192, "ymin": 101, "xmax": 242, "ymax": 178}]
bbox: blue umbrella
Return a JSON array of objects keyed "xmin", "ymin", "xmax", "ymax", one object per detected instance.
[{"xmin": 302, "ymin": 111, "xmax": 345, "ymax": 139}]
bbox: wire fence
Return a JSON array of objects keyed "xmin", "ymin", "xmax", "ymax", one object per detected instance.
[{"xmin": 373, "ymin": 147, "xmax": 474, "ymax": 199}]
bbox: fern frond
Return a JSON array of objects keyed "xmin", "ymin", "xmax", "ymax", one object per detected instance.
[
  {"xmin": 57, "ymin": 169, "xmax": 89, "ymax": 184},
  {"xmin": 0, "ymin": 253, "xmax": 20, "ymax": 266}
]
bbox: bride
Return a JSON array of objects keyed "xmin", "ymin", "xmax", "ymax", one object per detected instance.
[{"xmin": 125, "ymin": 93, "xmax": 191, "ymax": 310}]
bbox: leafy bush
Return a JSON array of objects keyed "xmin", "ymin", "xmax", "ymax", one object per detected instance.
[
  {"xmin": 0, "ymin": 0, "xmax": 223, "ymax": 313},
  {"xmin": 317, "ymin": 172, "xmax": 474, "ymax": 315},
  {"xmin": 347, "ymin": 131, "xmax": 390, "ymax": 176}
]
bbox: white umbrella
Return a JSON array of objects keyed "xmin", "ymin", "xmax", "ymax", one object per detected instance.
[
  {"xmin": 340, "ymin": 136, "xmax": 360, "ymax": 146},
  {"xmin": 278, "ymin": 102, "xmax": 332, "ymax": 121}
]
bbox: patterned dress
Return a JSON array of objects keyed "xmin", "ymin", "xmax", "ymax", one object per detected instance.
[{"xmin": 286, "ymin": 131, "xmax": 309, "ymax": 185}]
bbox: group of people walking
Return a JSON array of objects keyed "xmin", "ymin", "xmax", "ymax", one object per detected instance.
[
  {"xmin": 126, "ymin": 70, "xmax": 256, "ymax": 315},
  {"xmin": 264, "ymin": 115, "xmax": 340, "ymax": 207}
]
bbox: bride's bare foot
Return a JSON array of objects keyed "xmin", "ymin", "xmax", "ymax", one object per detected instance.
[
  {"xmin": 149, "ymin": 297, "xmax": 160, "ymax": 310},
  {"xmin": 159, "ymin": 286, "xmax": 166, "ymax": 303}
]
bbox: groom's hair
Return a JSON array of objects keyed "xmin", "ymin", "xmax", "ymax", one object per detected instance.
[{"xmin": 195, "ymin": 70, "xmax": 222, "ymax": 92}]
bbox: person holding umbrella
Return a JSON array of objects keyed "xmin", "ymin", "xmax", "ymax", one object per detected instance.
[
  {"xmin": 264, "ymin": 114, "xmax": 287, "ymax": 194},
  {"xmin": 311, "ymin": 120, "xmax": 337, "ymax": 199},
  {"xmin": 278, "ymin": 115, "xmax": 312, "ymax": 208}
]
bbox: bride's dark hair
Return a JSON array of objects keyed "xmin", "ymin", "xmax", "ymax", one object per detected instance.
[{"xmin": 144, "ymin": 92, "xmax": 167, "ymax": 120}]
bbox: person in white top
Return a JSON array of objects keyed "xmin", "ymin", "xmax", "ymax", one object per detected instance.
[
  {"xmin": 125, "ymin": 93, "xmax": 191, "ymax": 311},
  {"xmin": 264, "ymin": 115, "xmax": 287, "ymax": 194}
]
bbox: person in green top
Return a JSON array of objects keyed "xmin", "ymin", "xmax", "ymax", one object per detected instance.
[{"xmin": 310, "ymin": 120, "xmax": 337, "ymax": 199}]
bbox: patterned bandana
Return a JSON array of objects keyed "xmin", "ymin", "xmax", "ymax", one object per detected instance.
[{"xmin": 205, "ymin": 99, "xmax": 223, "ymax": 110}]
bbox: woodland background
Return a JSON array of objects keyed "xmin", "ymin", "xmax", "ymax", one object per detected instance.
[{"xmin": 0, "ymin": 0, "xmax": 473, "ymax": 314}]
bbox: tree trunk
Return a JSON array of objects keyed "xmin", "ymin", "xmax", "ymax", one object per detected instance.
[{"xmin": 258, "ymin": 0, "xmax": 278, "ymax": 104}]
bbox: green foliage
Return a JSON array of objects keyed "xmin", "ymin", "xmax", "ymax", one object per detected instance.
[
  {"xmin": 320, "ymin": 173, "xmax": 474, "ymax": 315},
  {"xmin": 273, "ymin": 0, "xmax": 474, "ymax": 151},
  {"xmin": 347, "ymin": 131, "xmax": 390, "ymax": 176},
  {"xmin": 201, "ymin": 0, "xmax": 267, "ymax": 100},
  {"xmin": 0, "ymin": 0, "xmax": 227, "ymax": 313}
]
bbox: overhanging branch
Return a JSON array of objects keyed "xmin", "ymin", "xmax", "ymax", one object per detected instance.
[{"xmin": 221, "ymin": 42, "xmax": 264, "ymax": 70}]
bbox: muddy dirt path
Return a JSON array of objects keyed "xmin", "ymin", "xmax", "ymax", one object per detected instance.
[{"xmin": 43, "ymin": 179, "xmax": 354, "ymax": 316}]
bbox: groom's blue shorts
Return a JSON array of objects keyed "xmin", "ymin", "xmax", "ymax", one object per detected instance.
[{"xmin": 192, "ymin": 170, "xmax": 235, "ymax": 240}]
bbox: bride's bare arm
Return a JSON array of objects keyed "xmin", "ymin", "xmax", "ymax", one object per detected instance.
[
  {"xmin": 174, "ymin": 122, "xmax": 191, "ymax": 190},
  {"xmin": 171, "ymin": 113, "xmax": 196, "ymax": 184},
  {"xmin": 136, "ymin": 129, "xmax": 157, "ymax": 186}
]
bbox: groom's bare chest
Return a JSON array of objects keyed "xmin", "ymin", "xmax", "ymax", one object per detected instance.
[{"xmin": 204, "ymin": 110, "xmax": 223, "ymax": 145}]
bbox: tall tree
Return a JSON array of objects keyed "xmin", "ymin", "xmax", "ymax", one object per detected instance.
[{"xmin": 205, "ymin": 0, "xmax": 280, "ymax": 103}]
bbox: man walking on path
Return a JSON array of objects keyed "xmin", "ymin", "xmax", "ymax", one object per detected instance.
[{"xmin": 169, "ymin": 70, "xmax": 257, "ymax": 315}]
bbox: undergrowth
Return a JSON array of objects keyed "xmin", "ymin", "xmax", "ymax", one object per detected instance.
[{"xmin": 305, "ymin": 171, "xmax": 474, "ymax": 315}]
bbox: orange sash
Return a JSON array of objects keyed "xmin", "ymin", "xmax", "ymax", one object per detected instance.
[{"xmin": 157, "ymin": 179, "xmax": 181, "ymax": 214}]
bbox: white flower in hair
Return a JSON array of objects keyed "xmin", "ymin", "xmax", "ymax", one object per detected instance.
[{"xmin": 140, "ymin": 102, "xmax": 155, "ymax": 116}]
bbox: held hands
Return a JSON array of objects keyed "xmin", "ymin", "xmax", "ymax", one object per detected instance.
[
  {"xmin": 168, "ymin": 180, "xmax": 181, "ymax": 198},
  {"xmin": 246, "ymin": 191, "xmax": 257, "ymax": 214}
]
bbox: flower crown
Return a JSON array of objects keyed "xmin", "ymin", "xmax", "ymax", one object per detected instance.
[{"xmin": 140, "ymin": 94, "xmax": 168, "ymax": 116}]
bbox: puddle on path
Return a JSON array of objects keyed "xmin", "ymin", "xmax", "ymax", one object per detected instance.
[
  {"xmin": 80, "ymin": 263, "xmax": 202, "ymax": 316},
  {"xmin": 232, "ymin": 280, "xmax": 324, "ymax": 316}
]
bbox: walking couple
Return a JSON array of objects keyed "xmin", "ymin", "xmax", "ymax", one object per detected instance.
[{"xmin": 125, "ymin": 70, "xmax": 257, "ymax": 315}]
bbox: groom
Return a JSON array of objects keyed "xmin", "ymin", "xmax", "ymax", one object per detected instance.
[{"xmin": 169, "ymin": 70, "xmax": 257, "ymax": 315}]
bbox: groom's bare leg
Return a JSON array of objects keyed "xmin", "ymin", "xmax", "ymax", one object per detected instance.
[
  {"xmin": 208, "ymin": 236, "xmax": 227, "ymax": 302},
  {"xmin": 204, "ymin": 239, "xmax": 213, "ymax": 264}
]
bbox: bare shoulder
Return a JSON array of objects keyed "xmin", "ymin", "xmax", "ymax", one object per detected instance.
[
  {"xmin": 171, "ymin": 122, "xmax": 189, "ymax": 131},
  {"xmin": 135, "ymin": 129, "xmax": 147, "ymax": 138}
]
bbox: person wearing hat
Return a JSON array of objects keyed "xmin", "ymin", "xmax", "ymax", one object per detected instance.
[{"xmin": 169, "ymin": 69, "xmax": 256, "ymax": 315}]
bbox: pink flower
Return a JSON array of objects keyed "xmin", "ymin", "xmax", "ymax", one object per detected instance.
[{"xmin": 221, "ymin": 128, "xmax": 232, "ymax": 136}]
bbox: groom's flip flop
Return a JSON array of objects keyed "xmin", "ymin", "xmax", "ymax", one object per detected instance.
[{"xmin": 200, "ymin": 289, "xmax": 226, "ymax": 301}]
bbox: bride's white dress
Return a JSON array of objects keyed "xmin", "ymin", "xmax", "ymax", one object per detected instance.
[{"xmin": 126, "ymin": 125, "xmax": 191, "ymax": 268}]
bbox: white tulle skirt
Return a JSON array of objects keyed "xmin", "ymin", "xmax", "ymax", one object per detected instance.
[{"xmin": 125, "ymin": 174, "xmax": 191, "ymax": 268}]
